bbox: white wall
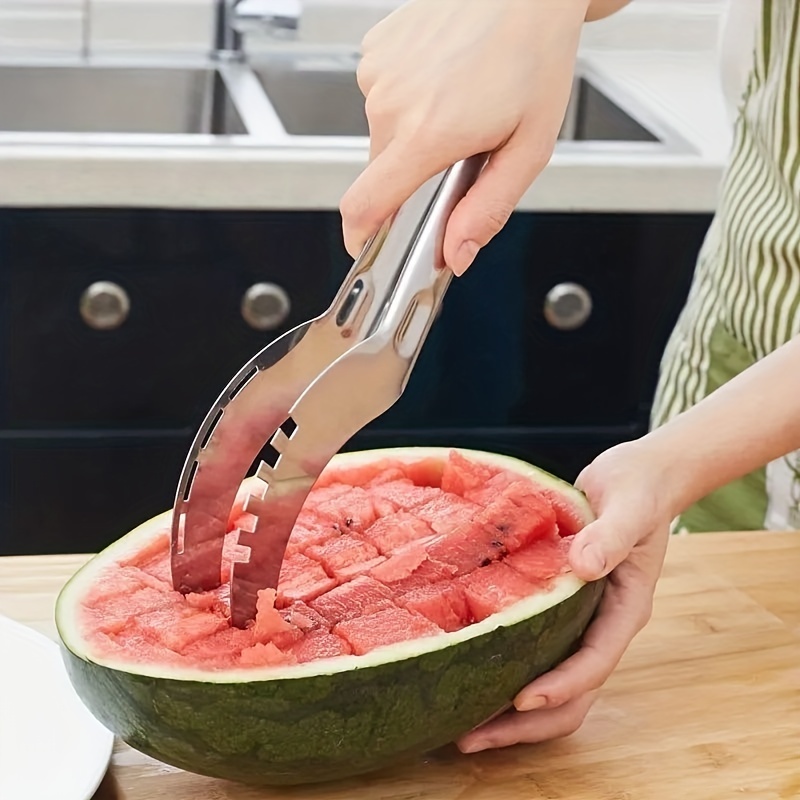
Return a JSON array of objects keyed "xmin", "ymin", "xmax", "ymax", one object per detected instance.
[
  {"xmin": 0, "ymin": 1, "xmax": 85, "ymax": 54},
  {"xmin": 0, "ymin": 0, "xmax": 730, "ymax": 57}
]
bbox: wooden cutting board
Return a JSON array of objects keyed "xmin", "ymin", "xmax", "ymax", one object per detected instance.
[{"xmin": 1, "ymin": 530, "xmax": 798, "ymax": 800}]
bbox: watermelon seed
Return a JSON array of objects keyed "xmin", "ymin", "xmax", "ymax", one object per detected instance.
[
  {"xmin": 480, "ymin": 558, "xmax": 492, "ymax": 567},
  {"xmin": 345, "ymin": 518, "xmax": 354, "ymax": 528}
]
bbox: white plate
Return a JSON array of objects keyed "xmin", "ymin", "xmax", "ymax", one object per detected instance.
[{"xmin": 0, "ymin": 614, "xmax": 114, "ymax": 800}]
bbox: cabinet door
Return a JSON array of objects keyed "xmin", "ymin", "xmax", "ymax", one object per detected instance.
[
  {"xmin": 325, "ymin": 211, "xmax": 712, "ymax": 431},
  {"xmin": 0, "ymin": 432, "xmax": 191, "ymax": 555},
  {"xmin": 0, "ymin": 209, "xmax": 335, "ymax": 430}
]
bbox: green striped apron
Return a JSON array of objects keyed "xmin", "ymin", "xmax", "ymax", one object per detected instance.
[{"xmin": 650, "ymin": 0, "xmax": 800, "ymax": 533}]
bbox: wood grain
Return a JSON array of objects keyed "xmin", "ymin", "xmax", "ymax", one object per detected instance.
[{"xmin": 1, "ymin": 531, "xmax": 798, "ymax": 800}]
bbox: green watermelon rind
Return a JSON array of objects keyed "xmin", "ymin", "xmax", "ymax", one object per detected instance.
[{"xmin": 55, "ymin": 446, "xmax": 604, "ymax": 786}]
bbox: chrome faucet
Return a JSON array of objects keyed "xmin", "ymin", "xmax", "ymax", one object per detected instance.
[{"xmin": 213, "ymin": 0, "xmax": 301, "ymax": 60}]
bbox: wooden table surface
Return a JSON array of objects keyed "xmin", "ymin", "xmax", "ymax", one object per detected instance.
[{"xmin": 1, "ymin": 531, "xmax": 798, "ymax": 800}]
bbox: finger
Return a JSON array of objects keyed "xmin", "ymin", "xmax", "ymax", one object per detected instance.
[
  {"xmin": 513, "ymin": 570, "xmax": 653, "ymax": 711},
  {"xmin": 443, "ymin": 130, "xmax": 552, "ymax": 276},
  {"xmin": 456, "ymin": 691, "xmax": 597, "ymax": 753},
  {"xmin": 567, "ymin": 511, "xmax": 647, "ymax": 582},
  {"xmin": 339, "ymin": 136, "xmax": 457, "ymax": 258}
]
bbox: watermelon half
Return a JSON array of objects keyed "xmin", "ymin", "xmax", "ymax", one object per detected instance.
[{"xmin": 55, "ymin": 447, "xmax": 604, "ymax": 786}]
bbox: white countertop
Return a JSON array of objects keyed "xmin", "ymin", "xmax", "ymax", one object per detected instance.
[{"xmin": 0, "ymin": 1, "xmax": 735, "ymax": 213}]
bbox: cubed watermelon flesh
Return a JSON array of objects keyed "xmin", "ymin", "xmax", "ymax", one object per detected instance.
[{"xmin": 77, "ymin": 451, "xmax": 581, "ymax": 670}]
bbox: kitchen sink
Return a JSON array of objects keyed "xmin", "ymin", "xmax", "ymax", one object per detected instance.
[
  {"xmin": 560, "ymin": 77, "xmax": 657, "ymax": 143},
  {"xmin": 251, "ymin": 51, "xmax": 669, "ymax": 147},
  {"xmin": 0, "ymin": 51, "xmax": 691, "ymax": 156},
  {"xmin": 0, "ymin": 64, "xmax": 246, "ymax": 135},
  {"xmin": 252, "ymin": 51, "xmax": 367, "ymax": 137}
]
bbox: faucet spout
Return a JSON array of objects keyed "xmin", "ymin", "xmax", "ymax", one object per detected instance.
[
  {"xmin": 213, "ymin": 0, "xmax": 244, "ymax": 60},
  {"xmin": 213, "ymin": 0, "xmax": 301, "ymax": 59}
]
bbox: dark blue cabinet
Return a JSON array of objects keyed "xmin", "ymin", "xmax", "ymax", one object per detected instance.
[{"xmin": 0, "ymin": 207, "xmax": 712, "ymax": 555}]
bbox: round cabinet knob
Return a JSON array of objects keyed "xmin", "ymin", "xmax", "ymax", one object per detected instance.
[
  {"xmin": 241, "ymin": 282, "xmax": 291, "ymax": 331},
  {"xmin": 543, "ymin": 282, "xmax": 593, "ymax": 331},
  {"xmin": 79, "ymin": 281, "xmax": 130, "ymax": 330}
]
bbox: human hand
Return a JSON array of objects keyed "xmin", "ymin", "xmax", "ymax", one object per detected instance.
[
  {"xmin": 339, "ymin": 0, "xmax": 591, "ymax": 276},
  {"xmin": 456, "ymin": 439, "xmax": 673, "ymax": 752}
]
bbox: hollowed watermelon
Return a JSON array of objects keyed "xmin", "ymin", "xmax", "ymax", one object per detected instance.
[{"xmin": 55, "ymin": 447, "xmax": 604, "ymax": 786}]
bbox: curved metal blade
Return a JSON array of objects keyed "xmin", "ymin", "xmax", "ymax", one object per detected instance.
[
  {"xmin": 229, "ymin": 327, "xmax": 412, "ymax": 626},
  {"xmin": 170, "ymin": 155, "xmax": 486, "ymax": 609},
  {"xmin": 170, "ymin": 315, "xmax": 347, "ymax": 593},
  {"xmin": 169, "ymin": 171, "xmax": 455, "ymax": 596}
]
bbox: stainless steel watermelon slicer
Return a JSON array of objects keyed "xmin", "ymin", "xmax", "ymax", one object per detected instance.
[{"xmin": 169, "ymin": 154, "xmax": 488, "ymax": 627}]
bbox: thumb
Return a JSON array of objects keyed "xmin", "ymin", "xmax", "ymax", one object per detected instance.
[
  {"xmin": 567, "ymin": 508, "xmax": 644, "ymax": 582},
  {"xmin": 443, "ymin": 132, "xmax": 552, "ymax": 276},
  {"xmin": 338, "ymin": 137, "xmax": 455, "ymax": 259}
]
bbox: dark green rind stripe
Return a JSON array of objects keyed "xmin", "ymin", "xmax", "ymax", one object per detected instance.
[{"xmin": 60, "ymin": 579, "xmax": 603, "ymax": 786}]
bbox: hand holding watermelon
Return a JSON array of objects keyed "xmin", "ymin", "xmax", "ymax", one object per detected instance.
[
  {"xmin": 457, "ymin": 440, "xmax": 671, "ymax": 753},
  {"xmin": 459, "ymin": 330, "xmax": 800, "ymax": 751}
]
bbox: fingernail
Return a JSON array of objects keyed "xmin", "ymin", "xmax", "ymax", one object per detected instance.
[
  {"xmin": 514, "ymin": 694, "xmax": 547, "ymax": 712},
  {"xmin": 458, "ymin": 739, "xmax": 486, "ymax": 754},
  {"xmin": 452, "ymin": 240, "xmax": 479, "ymax": 276},
  {"xmin": 580, "ymin": 543, "xmax": 606, "ymax": 576}
]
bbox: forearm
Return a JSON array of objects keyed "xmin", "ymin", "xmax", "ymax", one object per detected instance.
[
  {"xmin": 643, "ymin": 334, "xmax": 800, "ymax": 518},
  {"xmin": 586, "ymin": 0, "xmax": 633, "ymax": 22}
]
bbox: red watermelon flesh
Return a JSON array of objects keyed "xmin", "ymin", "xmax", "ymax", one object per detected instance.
[
  {"xmin": 364, "ymin": 466, "xmax": 408, "ymax": 486},
  {"xmin": 399, "ymin": 457, "xmax": 445, "ymax": 487},
  {"xmin": 414, "ymin": 494, "xmax": 482, "ymax": 536},
  {"xmin": 310, "ymin": 487, "xmax": 391, "ymax": 534},
  {"xmin": 334, "ymin": 607, "xmax": 442, "ymax": 656},
  {"xmin": 282, "ymin": 521, "xmax": 333, "ymax": 557},
  {"xmin": 252, "ymin": 589, "xmax": 303, "ymax": 649},
  {"xmin": 441, "ymin": 450, "xmax": 500, "ymax": 496},
  {"xmin": 462, "ymin": 470, "xmax": 517, "ymax": 505},
  {"xmin": 368, "ymin": 481, "xmax": 440, "ymax": 511},
  {"xmin": 367, "ymin": 540, "xmax": 431, "ymax": 584},
  {"xmin": 314, "ymin": 459, "xmax": 398, "ymax": 489},
  {"xmin": 78, "ymin": 451, "xmax": 582, "ymax": 670},
  {"xmin": 317, "ymin": 456, "xmax": 443, "ymax": 489},
  {"xmin": 361, "ymin": 512, "xmax": 434, "ymax": 555},
  {"xmin": 290, "ymin": 630, "xmax": 352, "ymax": 663},
  {"xmin": 180, "ymin": 625, "xmax": 256, "ymax": 667},
  {"xmin": 505, "ymin": 533, "xmax": 574, "ymax": 585},
  {"xmin": 397, "ymin": 583, "xmax": 472, "ymax": 633},
  {"xmin": 476, "ymin": 491, "xmax": 557, "ymax": 552},
  {"xmin": 424, "ymin": 522, "xmax": 507, "ymax": 577},
  {"xmin": 239, "ymin": 641, "xmax": 294, "ymax": 668},
  {"xmin": 134, "ymin": 607, "xmax": 230, "ymax": 653},
  {"xmin": 82, "ymin": 565, "xmax": 164, "ymax": 605},
  {"xmin": 541, "ymin": 490, "xmax": 587, "ymax": 536},
  {"xmin": 306, "ymin": 534, "xmax": 384, "ymax": 582},
  {"xmin": 276, "ymin": 553, "xmax": 337, "ymax": 606},
  {"xmin": 282, "ymin": 601, "xmax": 327, "ymax": 632},
  {"xmin": 81, "ymin": 586, "xmax": 171, "ymax": 635},
  {"xmin": 459, "ymin": 562, "xmax": 539, "ymax": 622},
  {"xmin": 309, "ymin": 576, "xmax": 394, "ymax": 626},
  {"xmin": 372, "ymin": 555, "xmax": 459, "ymax": 597}
]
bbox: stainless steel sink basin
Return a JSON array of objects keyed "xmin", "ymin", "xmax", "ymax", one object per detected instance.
[
  {"xmin": 250, "ymin": 51, "xmax": 676, "ymax": 148},
  {"xmin": 0, "ymin": 64, "xmax": 246, "ymax": 136},
  {"xmin": 252, "ymin": 51, "xmax": 366, "ymax": 137},
  {"xmin": 0, "ymin": 51, "xmax": 692, "ymax": 157},
  {"xmin": 559, "ymin": 77, "xmax": 657, "ymax": 143}
]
